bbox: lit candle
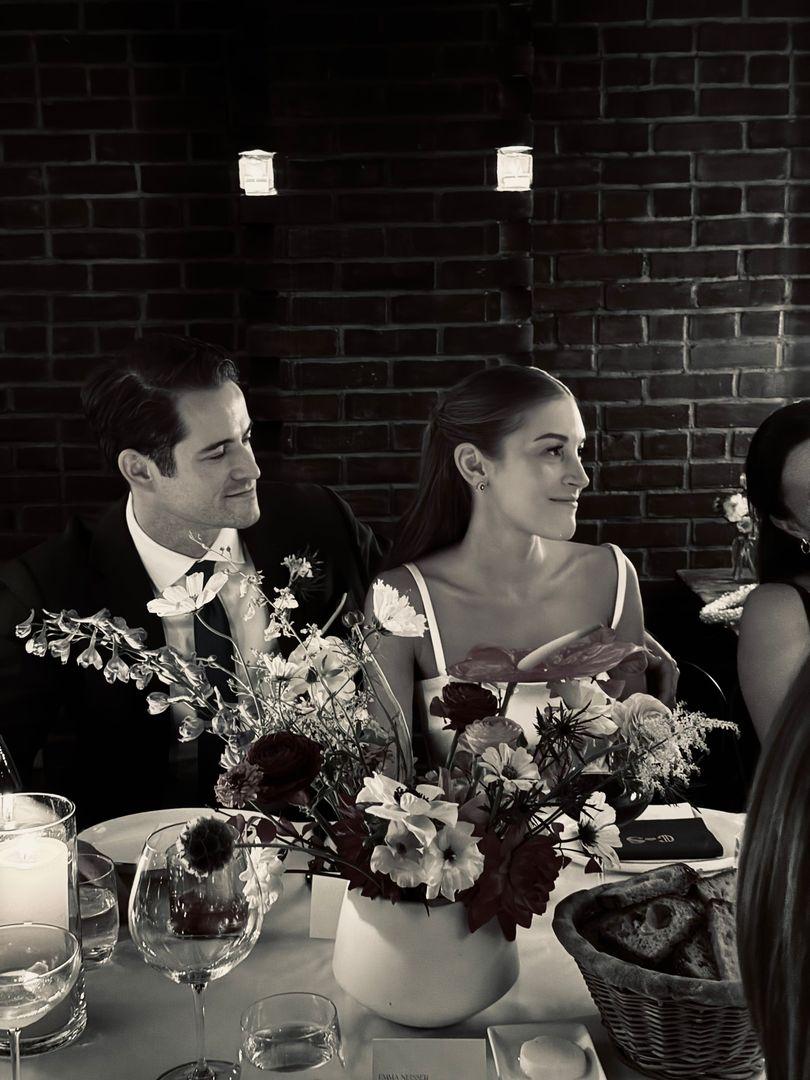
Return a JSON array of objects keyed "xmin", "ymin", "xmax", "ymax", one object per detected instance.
[{"xmin": 0, "ymin": 836, "xmax": 69, "ymax": 927}]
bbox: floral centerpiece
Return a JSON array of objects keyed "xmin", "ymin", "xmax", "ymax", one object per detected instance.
[
  {"xmin": 17, "ymin": 547, "xmax": 735, "ymax": 1024},
  {"xmin": 717, "ymin": 474, "xmax": 757, "ymax": 581}
]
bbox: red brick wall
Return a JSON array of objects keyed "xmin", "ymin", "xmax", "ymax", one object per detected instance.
[
  {"xmin": 1, "ymin": 1, "xmax": 808, "ymax": 581},
  {"xmin": 532, "ymin": 0, "xmax": 810, "ymax": 578},
  {"xmin": 0, "ymin": 1, "xmax": 241, "ymax": 555}
]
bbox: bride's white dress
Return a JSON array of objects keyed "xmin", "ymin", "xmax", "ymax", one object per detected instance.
[{"xmin": 404, "ymin": 544, "xmax": 628, "ymax": 763}]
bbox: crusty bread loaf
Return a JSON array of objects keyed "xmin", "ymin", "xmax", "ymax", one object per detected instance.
[
  {"xmin": 670, "ymin": 927, "xmax": 719, "ymax": 980},
  {"xmin": 596, "ymin": 896, "xmax": 702, "ymax": 968},
  {"xmin": 597, "ymin": 863, "xmax": 698, "ymax": 911},
  {"xmin": 692, "ymin": 867, "xmax": 737, "ymax": 906},
  {"xmin": 580, "ymin": 864, "xmax": 741, "ymax": 984},
  {"xmin": 706, "ymin": 898, "xmax": 741, "ymax": 981}
]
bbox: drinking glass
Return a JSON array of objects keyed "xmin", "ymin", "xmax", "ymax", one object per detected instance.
[
  {"xmin": 238, "ymin": 993, "xmax": 343, "ymax": 1075},
  {"xmin": 78, "ymin": 852, "xmax": 119, "ymax": 967},
  {"xmin": 0, "ymin": 924, "xmax": 81, "ymax": 1080},
  {"xmin": 128, "ymin": 819, "xmax": 263, "ymax": 1080}
]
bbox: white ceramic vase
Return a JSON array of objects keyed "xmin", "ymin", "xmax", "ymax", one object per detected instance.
[{"xmin": 332, "ymin": 889, "xmax": 520, "ymax": 1027}]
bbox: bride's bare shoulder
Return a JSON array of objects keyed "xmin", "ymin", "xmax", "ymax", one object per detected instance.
[{"xmin": 556, "ymin": 540, "xmax": 618, "ymax": 574}]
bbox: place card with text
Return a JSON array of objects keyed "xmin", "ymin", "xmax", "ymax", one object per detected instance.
[
  {"xmin": 372, "ymin": 1037, "xmax": 486, "ymax": 1080},
  {"xmin": 308, "ymin": 873, "xmax": 348, "ymax": 939}
]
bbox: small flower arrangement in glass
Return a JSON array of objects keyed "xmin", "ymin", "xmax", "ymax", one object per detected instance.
[
  {"xmin": 718, "ymin": 475, "xmax": 758, "ymax": 581},
  {"xmin": 17, "ymin": 548, "xmax": 734, "ymax": 941}
]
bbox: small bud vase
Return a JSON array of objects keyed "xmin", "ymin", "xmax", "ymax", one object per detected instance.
[
  {"xmin": 731, "ymin": 534, "xmax": 756, "ymax": 582},
  {"xmin": 332, "ymin": 889, "xmax": 519, "ymax": 1027}
]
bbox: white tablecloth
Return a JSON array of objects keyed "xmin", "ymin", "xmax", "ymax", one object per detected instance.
[{"xmin": 5, "ymin": 815, "xmax": 749, "ymax": 1080}]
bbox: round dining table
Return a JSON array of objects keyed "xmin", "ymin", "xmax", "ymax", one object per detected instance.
[{"xmin": 4, "ymin": 810, "xmax": 755, "ymax": 1080}]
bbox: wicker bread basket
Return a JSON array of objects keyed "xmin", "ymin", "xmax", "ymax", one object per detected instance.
[{"xmin": 552, "ymin": 882, "xmax": 764, "ymax": 1080}]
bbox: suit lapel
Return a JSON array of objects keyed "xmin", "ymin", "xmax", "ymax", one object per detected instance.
[{"xmin": 87, "ymin": 501, "xmax": 165, "ymax": 648}]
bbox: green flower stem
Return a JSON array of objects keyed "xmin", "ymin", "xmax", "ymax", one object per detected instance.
[
  {"xmin": 194, "ymin": 610, "xmax": 259, "ymax": 711},
  {"xmin": 444, "ymin": 729, "xmax": 461, "ymax": 770},
  {"xmin": 499, "ymin": 681, "xmax": 517, "ymax": 717}
]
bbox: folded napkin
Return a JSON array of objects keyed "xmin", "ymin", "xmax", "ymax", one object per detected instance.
[{"xmin": 616, "ymin": 815, "xmax": 723, "ymax": 861}]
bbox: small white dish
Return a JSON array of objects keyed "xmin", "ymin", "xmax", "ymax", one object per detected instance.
[
  {"xmin": 79, "ymin": 807, "xmax": 212, "ymax": 865},
  {"xmin": 562, "ymin": 806, "xmax": 743, "ymax": 875},
  {"xmin": 487, "ymin": 1020, "xmax": 605, "ymax": 1080}
]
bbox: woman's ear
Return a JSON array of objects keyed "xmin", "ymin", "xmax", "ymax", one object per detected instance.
[
  {"xmin": 118, "ymin": 448, "xmax": 154, "ymax": 491},
  {"xmin": 453, "ymin": 442, "xmax": 487, "ymax": 488}
]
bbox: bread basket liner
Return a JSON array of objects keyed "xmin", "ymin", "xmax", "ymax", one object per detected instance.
[{"xmin": 552, "ymin": 882, "xmax": 748, "ymax": 1007}]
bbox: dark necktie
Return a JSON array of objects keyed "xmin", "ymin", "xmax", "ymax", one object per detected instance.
[{"xmin": 193, "ymin": 560, "xmax": 234, "ymax": 804}]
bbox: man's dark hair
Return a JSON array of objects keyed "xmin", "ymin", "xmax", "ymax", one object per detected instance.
[{"xmin": 81, "ymin": 334, "xmax": 240, "ymax": 476}]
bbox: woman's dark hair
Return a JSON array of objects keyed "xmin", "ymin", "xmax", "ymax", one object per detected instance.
[
  {"xmin": 737, "ymin": 652, "xmax": 810, "ymax": 1080},
  {"xmin": 745, "ymin": 399, "xmax": 810, "ymax": 582},
  {"xmin": 81, "ymin": 334, "xmax": 239, "ymax": 476},
  {"xmin": 386, "ymin": 364, "xmax": 573, "ymax": 568}
]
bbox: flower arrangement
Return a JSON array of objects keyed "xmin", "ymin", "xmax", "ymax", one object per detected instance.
[
  {"xmin": 17, "ymin": 548, "xmax": 733, "ymax": 940},
  {"xmin": 717, "ymin": 474, "xmax": 758, "ymax": 581}
]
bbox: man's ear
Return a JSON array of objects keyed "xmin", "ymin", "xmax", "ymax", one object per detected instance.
[
  {"xmin": 770, "ymin": 513, "xmax": 804, "ymax": 541},
  {"xmin": 453, "ymin": 442, "xmax": 487, "ymax": 488},
  {"xmin": 117, "ymin": 449, "xmax": 154, "ymax": 491}
]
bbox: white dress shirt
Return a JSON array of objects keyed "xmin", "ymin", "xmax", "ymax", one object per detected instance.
[{"xmin": 125, "ymin": 496, "xmax": 270, "ymax": 777}]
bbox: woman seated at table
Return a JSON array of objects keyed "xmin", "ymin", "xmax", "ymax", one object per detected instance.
[
  {"xmin": 365, "ymin": 364, "xmax": 663, "ymax": 762},
  {"xmin": 738, "ymin": 400, "xmax": 810, "ymax": 742},
  {"xmin": 737, "ymin": 652, "xmax": 810, "ymax": 1080}
]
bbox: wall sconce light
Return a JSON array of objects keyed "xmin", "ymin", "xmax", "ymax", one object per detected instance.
[
  {"xmin": 496, "ymin": 146, "xmax": 532, "ymax": 191},
  {"xmin": 238, "ymin": 149, "xmax": 277, "ymax": 196}
]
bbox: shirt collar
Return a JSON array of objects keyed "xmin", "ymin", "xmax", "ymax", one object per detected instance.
[{"xmin": 125, "ymin": 494, "xmax": 244, "ymax": 593}]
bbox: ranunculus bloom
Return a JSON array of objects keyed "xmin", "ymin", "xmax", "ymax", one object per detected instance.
[
  {"xmin": 459, "ymin": 716, "xmax": 523, "ymax": 754},
  {"xmin": 429, "ymin": 682, "xmax": 499, "ymax": 733},
  {"xmin": 610, "ymin": 692, "xmax": 672, "ymax": 743},
  {"xmin": 246, "ymin": 732, "xmax": 324, "ymax": 807}
]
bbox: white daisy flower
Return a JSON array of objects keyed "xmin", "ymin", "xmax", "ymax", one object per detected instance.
[{"xmin": 480, "ymin": 744, "xmax": 541, "ymax": 793}]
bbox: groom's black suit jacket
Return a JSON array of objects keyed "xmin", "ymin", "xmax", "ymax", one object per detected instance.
[{"xmin": 0, "ymin": 483, "xmax": 382, "ymax": 827}]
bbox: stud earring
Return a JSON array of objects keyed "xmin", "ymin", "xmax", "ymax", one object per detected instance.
[
  {"xmin": 801, "ymin": 536, "xmax": 810, "ymax": 556},
  {"xmin": 478, "ymin": 481, "xmax": 488, "ymax": 492}
]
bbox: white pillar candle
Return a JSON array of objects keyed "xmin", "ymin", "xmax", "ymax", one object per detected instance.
[{"xmin": 0, "ymin": 836, "xmax": 69, "ymax": 927}]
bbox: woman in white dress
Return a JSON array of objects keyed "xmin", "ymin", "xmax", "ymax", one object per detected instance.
[{"xmin": 366, "ymin": 365, "xmax": 650, "ymax": 763}]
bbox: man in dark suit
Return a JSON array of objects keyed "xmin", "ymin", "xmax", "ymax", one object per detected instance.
[{"xmin": 0, "ymin": 335, "xmax": 381, "ymax": 827}]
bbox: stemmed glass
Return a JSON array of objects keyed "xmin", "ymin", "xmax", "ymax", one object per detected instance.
[
  {"xmin": 0, "ymin": 924, "xmax": 81, "ymax": 1080},
  {"xmin": 128, "ymin": 819, "xmax": 264, "ymax": 1080}
]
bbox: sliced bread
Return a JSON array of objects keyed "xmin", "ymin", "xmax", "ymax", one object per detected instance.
[
  {"xmin": 597, "ymin": 896, "xmax": 703, "ymax": 968},
  {"xmin": 706, "ymin": 898, "xmax": 741, "ymax": 981},
  {"xmin": 597, "ymin": 863, "xmax": 698, "ymax": 911},
  {"xmin": 670, "ymin": 926, "xmax": 719, "ymax": 980},
  {"xmin": 693, "ymin": 867, "xmax": 737, "ymax": 906}
]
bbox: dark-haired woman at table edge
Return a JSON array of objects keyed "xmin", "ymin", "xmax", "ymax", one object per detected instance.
[
  {"xmin": 737, "ymin": 652, "xmax": 810, "ymax": 1080},
  {"xmin": 738, "ymin": 400, "xmax": 810, "ymax": 743}
]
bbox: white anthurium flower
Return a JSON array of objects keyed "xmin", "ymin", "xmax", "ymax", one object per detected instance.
[
  {"xmin": 147, "ymin": 570, "xmax": 229, "ymax": 618},
  {"xmin": 571, "ymin": 791, "xmax": 621, "ymax": 869},
  {"xmin": 423, "ymin": 821, "xmax": 485, "ymax": 901},
  {"xmin": 372, "ymin": 581, "xmax": 427, "ymax": 637},
  {"xmin": 370, "ymin": 821, "xmax": 428, "ymax": 889},
  {"xmin": 480, "ymin": 743, "xmax": 542, "ymax": 793}
]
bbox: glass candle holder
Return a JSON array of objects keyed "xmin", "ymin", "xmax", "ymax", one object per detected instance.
[{"xmin": 0, "ymin": 792, "xmax": 87, "ymax": 1055}]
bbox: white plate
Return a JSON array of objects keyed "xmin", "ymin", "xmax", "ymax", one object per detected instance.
[
  {"xmin": 563, "ymin": 806, "xmax": 743, "ymax": 875},
  {"xmin": 78, "ymin": 807, "xmax": 212, "ymax": 865},
  {"xmin": 488, "ymin": 1021, "xmax": 605, "ymax": 1080}
]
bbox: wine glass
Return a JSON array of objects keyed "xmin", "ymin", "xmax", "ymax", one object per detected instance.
[
  {"xmin": 128, "ymin": 819, "xmax": 264, "ymax": 1080},
  {"xmin": 0, "ymin": 924, "xmax": 81, "ymax": 1080}
]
